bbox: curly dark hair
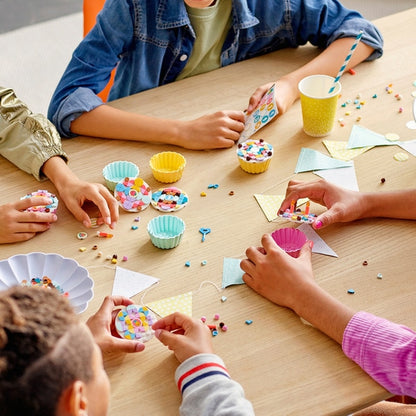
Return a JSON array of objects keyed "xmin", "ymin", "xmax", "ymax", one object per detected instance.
[{"xmin": 0, "ymin": 286, "xmax": 94, "ymax": 416}]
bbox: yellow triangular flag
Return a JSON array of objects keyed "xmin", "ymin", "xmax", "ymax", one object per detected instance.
[
  {"xmin": 146, "ymin": 291, "xmax": 192, "ymax": 317},
  {"xmin": 254, "ymin": 194, "xmax": 284, "ymax": 221},
  {"xmin": 323, "ymin": 140, "xmax": 373, "ymax": 161}
]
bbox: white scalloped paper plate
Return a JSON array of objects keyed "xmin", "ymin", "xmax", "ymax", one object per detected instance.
[{"xmin": 0, "ymin": 252, "xmax": 93, "ymax": 314}]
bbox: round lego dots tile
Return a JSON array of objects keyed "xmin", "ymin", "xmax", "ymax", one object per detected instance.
[
  {"xmin": 406, "ymin": 120, "xmax": 416, "ymax": 130},
  {"xmin": 114, "ymin": 177, "xmax": 152, "ymax": 212},
  {"xmin": 384, "ymin": 133, "xmax": 400, "ymax": 141},
  {"xmin": 151, "ymin": 187, "xmax": 189, "ymax": 212},
  {"xmin": 115, "ymin": 305, "xmax": 157, "ymax": 342},
  {"xmin": 20, "ymin": 190, "xmax": 59, "ymax": 213},
  {"xmin": 393, "ymin": 152, "xmax": 409, "ymax": 162}
]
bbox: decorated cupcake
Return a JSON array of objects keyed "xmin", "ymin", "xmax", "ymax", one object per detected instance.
[{"xmin": 237, "ymin": 138, "xmax": 273, "ymax": 173}]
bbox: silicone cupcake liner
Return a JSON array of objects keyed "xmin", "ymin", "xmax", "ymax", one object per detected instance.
[
  {"xmin": 102, "ymin": 161, "xmax": 140, "ymax": 191},
  {"xmin": 238, "ymin": 158, "xmax": 272, "ymax": 174},
  {"xmin": 271, "ymin": 227, "xmax": 307, "ymax": 258},
  {"xmin": 114, "ymin": 177, "xmax": 152, "ymax": 212},
  {"xmin": 147, "ymin": 215, "xmax": 185, "ymax": 249},
  {"xmin": 149, "ymin": 151, "xmax": 186, "ymax": 183}
]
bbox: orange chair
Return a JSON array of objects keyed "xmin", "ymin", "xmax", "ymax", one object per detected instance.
[{"xmin": 83, "ymin": 0, "xmax": 115, "ymax": 101}]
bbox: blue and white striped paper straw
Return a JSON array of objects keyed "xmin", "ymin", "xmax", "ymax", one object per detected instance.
[{"xmin": 328, "ymin": 31, "xmax": 363, "ymax": 94}]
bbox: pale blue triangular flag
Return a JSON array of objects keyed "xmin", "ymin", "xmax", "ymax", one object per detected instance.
[
  {"xmin": 295, "ymin": 148, "xmax": 353, "ymax": 173},
  {"xmin": 347, "ymin": 125, "xmax": 395, "ymax": 149}
]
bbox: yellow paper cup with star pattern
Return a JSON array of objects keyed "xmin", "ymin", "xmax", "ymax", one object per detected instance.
[{"xmin": 298, "ymin": 75, "xmax": 341, "ymax": 137}]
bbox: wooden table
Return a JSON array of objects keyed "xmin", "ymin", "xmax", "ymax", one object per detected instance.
[{"xmin": 1, "ymin": 8, "xmax": 416, "ymax": 416}]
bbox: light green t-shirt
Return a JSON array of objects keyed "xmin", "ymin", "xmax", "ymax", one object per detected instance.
[{"xmin": 177, "ymin": 0, "xmax": 232, "ymax": 80}]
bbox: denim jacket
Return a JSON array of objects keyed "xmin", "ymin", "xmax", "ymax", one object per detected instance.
[{"xmin": 48, "ymin": 0, "xmax": 383, "ymax": 137}]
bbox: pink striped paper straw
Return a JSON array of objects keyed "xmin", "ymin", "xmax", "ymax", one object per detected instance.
[{"xmin": 328, "ymin": 31, "xmax": 363, "ymax": 94}]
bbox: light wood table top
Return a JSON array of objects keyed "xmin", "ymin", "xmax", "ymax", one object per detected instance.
[{"xmin": 1, "ymin": 8, "xmax": 416, "ymax": 416}]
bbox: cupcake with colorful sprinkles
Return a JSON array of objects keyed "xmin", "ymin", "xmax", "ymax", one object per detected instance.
[{"xmin": 237, "ymin": 138, "xmax": 273, "ymax": 174}]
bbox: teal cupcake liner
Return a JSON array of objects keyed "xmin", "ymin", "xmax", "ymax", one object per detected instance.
[
  {"xmin": 147, "ymin": 215, "xmax": 185, "ymax": 249},
  {"xmin": 102, "ymin": 161, "xmax": 140, "ymax": 191}
]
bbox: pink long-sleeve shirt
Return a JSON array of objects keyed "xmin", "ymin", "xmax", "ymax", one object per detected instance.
[{"xmin": 342, "ymin": 311, "xmax": 416, "ymax": 397}]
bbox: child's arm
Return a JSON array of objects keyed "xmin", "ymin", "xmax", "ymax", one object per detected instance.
[
  {"xmin": 69, "ymin": 104, "xmax": 245, "ymax": 150},
  {"xmin": 153, "ymin": 313, "xmax": 255, "ymax": 416},
  {"xmin": 0, "ymin": 86, "xmax": 68, "ymax": 181},
  {"xmin": 42, "ymin": 156, "xmax": 119, "ymax": 229},
  {"xmin": 247, "ymin": 37, "xmax": 375, "ymax": 115},
  {"xmin": 343, "ymin": 312, "xmax": 416, "ymax": 398},
  {"xmin": 241, "ymin": 235, "xmax": 416, "ymax": 398},
  {"xmin": 0, "ymin": 197, "xmax": 57, "ymax": 244},
  {"xmin": 0, "ymin": 87, "xmax": 118, "ymax": 228},
  {"xmin": 241, "ymin": 234, "xmax": 353, "ymax": 344},
  {"xmin": 279, "ymin": 179, "xmax": 416, "ymax": 230}
]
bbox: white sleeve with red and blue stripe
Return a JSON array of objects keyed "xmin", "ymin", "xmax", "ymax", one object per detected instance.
[{"xmin": 175, "ymin": 353, "xmax": 255, "ymax": 416}]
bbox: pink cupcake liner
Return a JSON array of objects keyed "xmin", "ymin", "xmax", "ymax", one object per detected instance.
[{"xmin": 271, "ymin": 227, "xmax": 307, "ymax": 258}]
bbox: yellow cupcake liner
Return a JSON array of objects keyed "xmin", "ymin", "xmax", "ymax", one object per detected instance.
[
  {"xmin": 149, "ymin": 152, "xmax": 186, "ymax": 183},
  {"xmin": 238, "ymin": 158, "xmax": 271, "ymax": 174}
]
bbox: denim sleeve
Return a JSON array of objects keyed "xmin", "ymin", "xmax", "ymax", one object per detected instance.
[
  {"xmin": 292, "ymin": 0, "xmax": 383, "ymax": 60},
  {"xmin": 48, "ymin": 0, "xmax": 135, "ymax": 137}
]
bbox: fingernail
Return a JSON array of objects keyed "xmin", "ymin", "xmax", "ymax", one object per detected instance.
[
  {"xmin": 105, "ymin": 217, "xmax": 111, "ymax": 225},
  {"xmin": 315, "ymin": 220, "xmax": 322, "ymax": 229},
  {"xmin": 83, "ymin": 220, "xmax": 90, "ymax": 228},
  {"xmin": 135, "ymin": 343, "xmax": 145, "ymax": 352},
  {"xmin": 309, "ymin": 240, "xmax": 314, "ymax": 249},
  {"xmin": 154, "ymin": 329, "xmax": 162, "ymax": 339}
]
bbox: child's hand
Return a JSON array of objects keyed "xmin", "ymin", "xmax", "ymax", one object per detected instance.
[
  {"xmin": 56, "ymin": 179, "xmax": 119, "ymax": 229},
  {"xmin": 246, "ymin": 78, "xmax": 298, "ymax": 116},
  {"xmin": 86, "ymin": 296, "xmax": 145, "ymax": 354},
  {"xmin": 178, "ymin": 110, "xmax": 245, "ymax": 149},
  {"xmin": 241, "ymin": 234, "xmax": 315, "ymax": 311},
  {"xmin": 0, "ymin": 197, "xmax": 57, "ymax": 243},
  {"xmin": 280, "ymin": 179, "xmax": 365, "ymax": 229},
  {"xmin": 153, "ymin": 312, "xmax": 214, "ymax": 363}
]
